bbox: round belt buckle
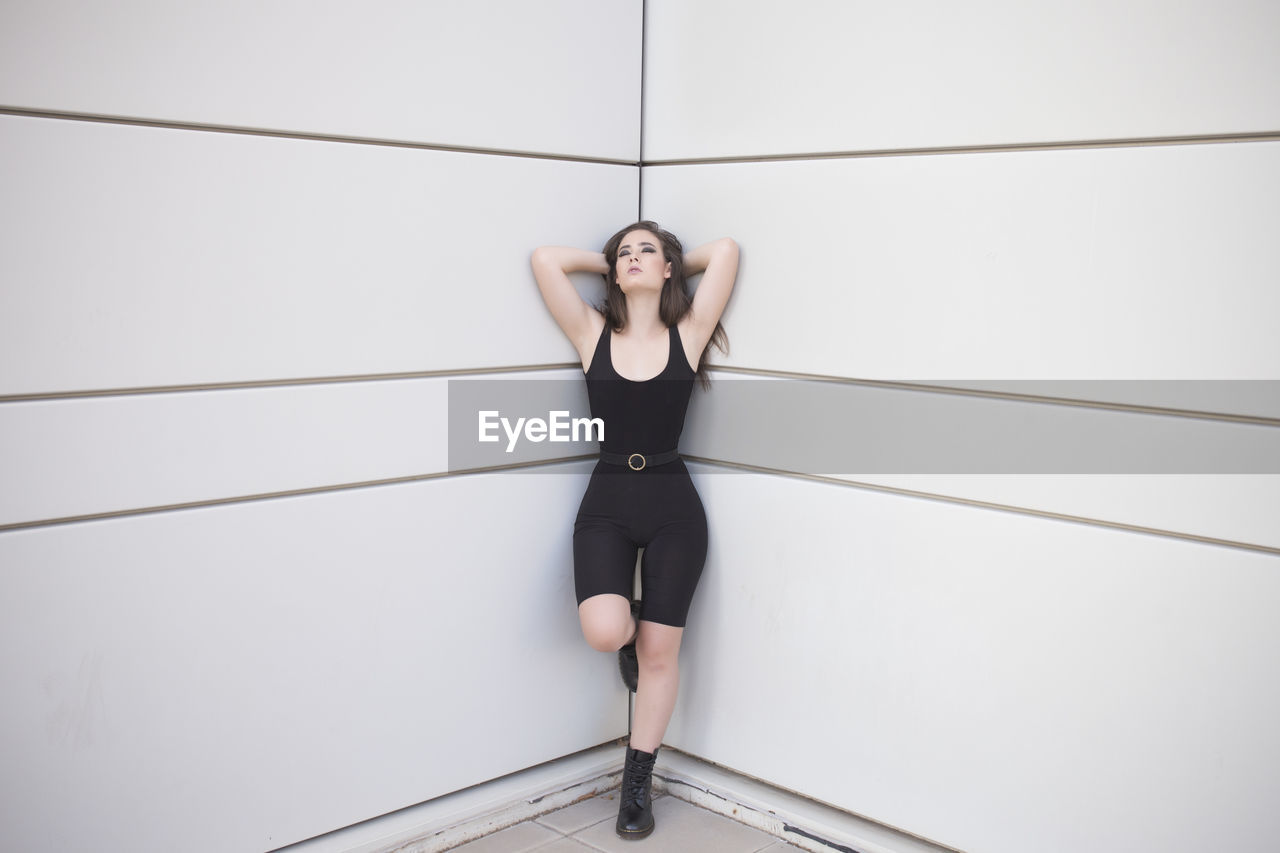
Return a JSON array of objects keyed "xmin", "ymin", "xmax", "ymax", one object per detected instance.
[{"xmin": 627, "ymin": 453, "xmax": 646, "ymax": 471}]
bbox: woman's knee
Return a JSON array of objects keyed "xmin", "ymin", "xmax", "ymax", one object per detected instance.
[
  {"xmin": 637, "ymin": 641, "xmax": 678, "ymax": 671},
  {"xmin": 582, "ymin": 622, "xmax": 629, "ymax": 653},
  {"xmin": 578, "ymin": 594, "xmax": 634, "ymax": 652},
  {"xmin": 636, "ymin": 622, "xmax": 683, "ymax": 671}
]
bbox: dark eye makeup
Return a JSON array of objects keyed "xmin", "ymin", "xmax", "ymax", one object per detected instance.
[{"xmin": 620, "ymin": 242, "xmax": 658, "ymax": 254}]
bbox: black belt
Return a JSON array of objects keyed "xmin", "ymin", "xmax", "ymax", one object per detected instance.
[{"xmin": 600, "ymin": 449, "xmax": 680, "ymax": 471}]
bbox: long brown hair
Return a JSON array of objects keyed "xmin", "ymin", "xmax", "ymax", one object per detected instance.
[{"xmin": 600, "ymin": 220, "xmax": 727, "ymax": 388}]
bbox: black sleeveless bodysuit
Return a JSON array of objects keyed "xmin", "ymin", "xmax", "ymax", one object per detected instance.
[{"xmin": 572, "ymin": 321, "xmax": 708, "ymax": 627}]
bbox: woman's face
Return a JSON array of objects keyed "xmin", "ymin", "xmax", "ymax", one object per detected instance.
[{"xmin": 616, "ymin": 229, "xmax": 671, "ymax": 294}]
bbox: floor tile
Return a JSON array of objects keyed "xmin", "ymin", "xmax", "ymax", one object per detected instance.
[
  {"xmin": 571, "ymin": 796, "xmax": 778, "ymax": 853},
  {"xmin": 533, "ymin": 838, "xmax": 601, "ymax": 852},
  {"xmin": 535, "ymin": 791, "xmax": 623, "ymax": 834},
  {"xmin": 448, "ymin": 820, "xmax": 561, "ymax": 853}
]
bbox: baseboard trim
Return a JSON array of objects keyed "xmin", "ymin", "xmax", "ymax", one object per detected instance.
[
  {"xmin": 270, "ymin": 742, "xmax": 964, "ymax": 853},
  {"xmin": 269, "ymin": 742, "xmax": 625, "ymax": 853},
  {"xmin": 653, "ymin": 748, "xmax": 965, "ymax": 853}
]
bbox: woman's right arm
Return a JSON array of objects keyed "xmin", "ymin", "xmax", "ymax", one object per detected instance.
[{"xmin": 531, "ymin": 246, "xmax": 608, "ymax": 355}]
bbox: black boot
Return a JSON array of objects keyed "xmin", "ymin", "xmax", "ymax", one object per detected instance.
[
  {"xmin": 616, "ymin": 746, "xmax": 658, "ymax": 839},
  {"xmin": 617, "ymin": 600, "xmax": 641, "ymax": 692}
]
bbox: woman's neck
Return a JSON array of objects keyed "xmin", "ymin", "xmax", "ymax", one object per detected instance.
[{"xmin": 623, "ymin": 292, "xmax": 665, "ymax": 336}]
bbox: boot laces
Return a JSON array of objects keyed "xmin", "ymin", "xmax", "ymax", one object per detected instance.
[{"xmin": 622, "ymin": 755, "xmax": 653, "ymax": 805}]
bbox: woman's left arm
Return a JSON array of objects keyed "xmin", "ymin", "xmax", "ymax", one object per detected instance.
[{"xmin": 683, "ymin": 237, "xmax": 740, "ymax": 340}]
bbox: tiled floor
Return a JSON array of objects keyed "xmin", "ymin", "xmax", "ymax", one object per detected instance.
[{"xmin": 447, "ymin": 789, "xmax": 797, "ymax": 853}]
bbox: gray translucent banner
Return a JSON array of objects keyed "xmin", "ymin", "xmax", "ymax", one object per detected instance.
[{"xmin": 448, "ymin": 378, "xmax": 1280, "ymax": 474}]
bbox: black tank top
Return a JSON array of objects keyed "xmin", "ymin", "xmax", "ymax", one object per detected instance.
[{"xmin": 583, "ymin": 320, "xmax": 696, "ymax": 456}]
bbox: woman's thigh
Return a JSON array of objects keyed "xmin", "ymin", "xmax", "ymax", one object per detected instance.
[
  {"xmin": 637, "ymin": 520, "xmax": 707, "ymax": 628},
  {"xmin": 573, "ymin": 522, "xmax": 636, "ymax": 605}
]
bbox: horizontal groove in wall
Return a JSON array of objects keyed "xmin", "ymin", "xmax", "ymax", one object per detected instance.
[
  {"xmin": 0, "ymin": 455, "xmax": 597, "ymax": 535},
  {"xmin": 643, "ymin": 130, "xmax": 1280, "ymax": 166},
  {"xmin": 683, "ymin": 455, "xmax": 1280, "ymax": 558},
  {"xmin": 707, "ymin": 365, "xmax": 1280, "ymax": 427},
  {"xmin": 7, "ymin": 108, "xmax": 1271, "ymax": 170},
  {"xmin": 0, "ymin": 106, "xmax": 639, "ymax": 167},
  {"xmin": 7, "ymin": 448, "xmax": 1274, "ymax": 556},
  {"xmin": 7, "ymin": 363, "xmax": 1273, "ymax": 428},
  {"xmin": 0, "ymin": 363, "xmax": 584, "ymax": 403}
]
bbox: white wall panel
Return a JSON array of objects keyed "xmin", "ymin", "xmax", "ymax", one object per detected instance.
[
  {"xmin": 670, "ymin": 465, "xmax": 1280, "ymax": 853},
  {"xmin": 846, "ymin": 474, "xmax": 1280, "ymax": 551},
  {"xmin": 644, "ymin": 0, "xmax": 1280, "ymax": 159},
  {"xmin": 643, "ymin": 141, "xmax": 1280, "ymax": 380},
  {"xmin": 0, "ymin": 0, "xmax": 641, "ymax": 161},
  {"xmin": 0, "ymin": 115, "xmax": 637, "ymax": 395},
  {"xmin": 0, "ymin": 463, "xmax": 621, "ymax": 853},
  {"xmin": 0, "ymin": 368, "xmax": 592, "ymax": 528},
  {"xmin": 0, "ymin": 379, "xmax": 449, "ymax": 527}
]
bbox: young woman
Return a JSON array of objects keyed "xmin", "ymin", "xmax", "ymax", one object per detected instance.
[{"xmin": 531, "ymin": 221, "xmax": 739, "ymax": 839}]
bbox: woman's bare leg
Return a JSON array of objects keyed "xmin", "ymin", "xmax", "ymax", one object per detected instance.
[
  {"xmin": 578, "ymin": 596, "xmax": 682, "ymax": 752},
  {"xmin": 628, "ymin": 621, "xmax": 684, "ymax": 752},
  {"xmin": 578, "ymin": 593, "xmax": 636, "ymax": 652}
]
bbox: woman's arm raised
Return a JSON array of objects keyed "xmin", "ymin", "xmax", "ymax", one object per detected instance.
[
  {"xmin": 531, "ymin": 246, "xmax": 609, "ymax": 356},
  {"xmin": 682, "ymin": 237, "xmax": 739, "ymax": 347}
]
